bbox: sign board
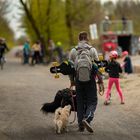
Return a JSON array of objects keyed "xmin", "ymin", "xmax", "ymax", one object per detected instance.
[{"xmin": 89, "ymin": 23, "xmax": 98, "ymax": 40}]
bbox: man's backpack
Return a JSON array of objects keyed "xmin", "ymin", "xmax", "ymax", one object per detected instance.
[{"xmin": 74, "ymin": 46, "xmax": 93, "ymax": 82}]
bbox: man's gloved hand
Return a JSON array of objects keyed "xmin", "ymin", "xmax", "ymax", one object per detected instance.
[
  {"xmin": 99, "ymin": 82, "xmax": 104, "ymax": 92},
  {"xmin": 97, "ymin": 80, "xmax": 104, "ymax": 96},
  {"xmin": 70, "ymin": 81, "xmax": 75, "ymax": 88}
]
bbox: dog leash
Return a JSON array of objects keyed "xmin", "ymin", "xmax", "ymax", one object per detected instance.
[
  {"xmin": 96, "ymin": 71, "xmax": 105, "ymax": 96},
  {"xmin": 97, "ymin": 82, "xmax": 105, "ymax": 96},
  {"xmin": 69, "ymin": 86, "xmax": 76, "ymax": 124}
]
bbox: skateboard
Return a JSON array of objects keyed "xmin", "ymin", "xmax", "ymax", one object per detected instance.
[
  {"xmin": 50, "ymin": 60, "xmax": 108, "ymax": 78},
  {"xmin": 50, "ymin": 61, "xmax": 75, "ymax": 78}
]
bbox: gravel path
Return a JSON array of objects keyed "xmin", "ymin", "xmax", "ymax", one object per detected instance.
[{"xmin": 0, "ymin": 54, "xmax": 140, "ymax": 140}]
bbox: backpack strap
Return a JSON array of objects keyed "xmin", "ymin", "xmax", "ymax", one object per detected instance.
[
  {"xmin": 75, "ymin": 45, "xmax": 92, "ymax": 58},
  {"xmin": 75, "ymin": 44, "xmax": 92, "ymax": 51}
]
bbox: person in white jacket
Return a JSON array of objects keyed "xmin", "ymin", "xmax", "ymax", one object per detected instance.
[{"xmin": 69, "ymin": 31, "xmax": 99, "ymax": 133}]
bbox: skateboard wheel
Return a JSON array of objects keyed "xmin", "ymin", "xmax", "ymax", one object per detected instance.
[
  {"xmin": 55, "ymin": 75, "xmax": 59, "ymax": 78},
  {"xmin": 64, "ymin": 61, "xmax": 68, "ymax": 65},
  {"xmin": 52, "ymin": 62, "xmax": 59, "ymax": 66},
  {"xmin": 99, "ymin": 67, "xmax": 105, "ymax": 73}
]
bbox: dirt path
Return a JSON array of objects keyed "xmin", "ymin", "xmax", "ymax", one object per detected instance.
[{"xmin": 0, "ymin": 54, "xmax": 140, "ymax": 140}]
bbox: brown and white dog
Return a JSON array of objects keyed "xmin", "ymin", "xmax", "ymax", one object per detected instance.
[{"xmin": 54, "ymin": 105, "xmax": 71, "ymax": 134}]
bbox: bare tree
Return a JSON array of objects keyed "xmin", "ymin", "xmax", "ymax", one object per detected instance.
[
  {"xmin": 65, "ymin": 0, "xmax": 103, "ymax": 46},
  {"xmin": 19, "ymin": 0, "xmax": 47, "ymax": 55},
  {"xmin": 19, "ymin": 0, "xmax": 55, "ymax": 55},
  {"xmin": 45, "ymin": 0, "xmax": 52, "ymax": 43},
  {"xmin": 114, "ymin": 0, "xmax": 140, "ymax": 34},
  {"xmin": 19, "ymin": 0, "xmax": 41, "ymax": 40},
  {"xmin": 65, "ymin": 0, "xmax": 74, "ymax": 46},
  {"xmin": 0, "ymin": 0, "xmax": 14, "ymax": 42}
]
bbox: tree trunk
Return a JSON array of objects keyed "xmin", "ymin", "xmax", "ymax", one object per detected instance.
[
  {"xmin": 65, "ymin": 0, "xmax": 74, "ymax": 47},
  {"xmin": 19, "ymin": 0, "xmax": 47, "ymax": 56},
  {"xmin": 45, "ymin": 0, "xmax": 52, "ymax": 45}
]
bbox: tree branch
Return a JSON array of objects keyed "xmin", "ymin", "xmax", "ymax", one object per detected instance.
[{"xmin": 19, "ymin": 0, "xmax": 41, "ymax": 40}]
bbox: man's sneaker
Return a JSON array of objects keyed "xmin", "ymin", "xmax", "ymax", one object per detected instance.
[
  {"xmin": 82, "ymin": 120, "xmax": 93, "ymax": 133},
  {"xmin": 78, "ymin": 126, "xmax": 85, "ymax": 132},
  {"xmin": 78, "ymin": 124, "xmax": 85, "ymax": 132}
]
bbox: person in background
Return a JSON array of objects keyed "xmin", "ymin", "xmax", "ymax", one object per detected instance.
[
  {"xmin": 103, "ymin": 16, "xmax": 110, "ymax": 32},
  {"xmin": 116, "ymin": 46, "xmax": 122, "ymax": 58},
  {"xmin": 122, "ymin": 16, "xmax": 127, "ymax": 31},
  {"xmin": 122, "ymin": 51, "xmax": 133, "ymax": 74},
  {"xmin": 23, "ymin": 40, "xmax": 30, "ymax": 64},
  {"xmin": 31, "ymin": 40, "xmax": 41, "ymax": 65},
  {"xmin": 104, "ymin": 51, "xmax": 124, "ymax": 105},
  {"xmin": 0, "ymin": 38, "xmax": 9, "ymax": 62},
  {"xmin": 55, "ymin": 41, "xmax": 64, "ymax": 63},
  {"xmin": 48, "ymin": 39, "xmax": 56, "ymax": 63},
  {"xmin": 39, "ymin": 40, "xmax": 45, "ymax": 64}
]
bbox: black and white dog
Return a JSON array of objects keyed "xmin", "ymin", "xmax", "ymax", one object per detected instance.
[{"xmin": 41, "ymin": 88, "xmax": 77, "ymax": 114}]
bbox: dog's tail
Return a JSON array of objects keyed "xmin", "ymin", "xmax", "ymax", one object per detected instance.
[
  {"xmin": 40, "ymin": 102, "xmax": 60, "ymax": 114},
  {"xmin": 55, "ymin": 108, "xmax": 62, "ymax": 120},
  {"xmin": 41, "ymin": 90, "xmax": 63, "ymax": 114},
  {"xmin": 57, "ymin": 110, "xmax": 62, "ymax": 116}
]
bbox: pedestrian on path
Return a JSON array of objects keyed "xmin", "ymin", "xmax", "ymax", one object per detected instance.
[
  {"xmin": 122, "ymin": 51, "xmax": 133, "ymax": 75},
  {"xmin": 104, "ymin": 51, "xmax": 124, "ymax": 105},
  {"xmin": 23, "ymin": 40, "xmax": 30, "ymax": 64},
  {"xmin": 31, "ymin": 40, "xmax": 41, "ymax": 65},
  {"xmin": 69, "ymin": 31, "xmax": 100, "ymax": 133}
]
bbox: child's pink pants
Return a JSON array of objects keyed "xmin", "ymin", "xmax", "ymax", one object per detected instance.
[{"xmin": 105, "ymin": 77, "xmax": 124, "ymax": 102}]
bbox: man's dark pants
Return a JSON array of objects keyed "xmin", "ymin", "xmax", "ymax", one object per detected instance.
[{"xmin": 76, "ymin": 79, "xmax": 98, "ymax": 126}]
